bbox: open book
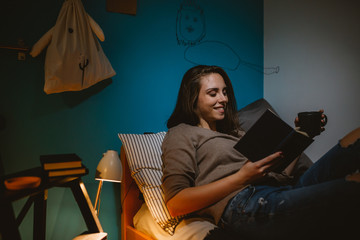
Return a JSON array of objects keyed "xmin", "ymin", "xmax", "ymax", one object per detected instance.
[{"xmin": 234, "ymin": 109, "xmax": 314, "ymax": 173}]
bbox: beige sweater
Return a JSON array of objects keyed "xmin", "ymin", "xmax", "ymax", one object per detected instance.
[{"xmin": 161, "ymin": 123, "xmax": 248, "ymax": 224}]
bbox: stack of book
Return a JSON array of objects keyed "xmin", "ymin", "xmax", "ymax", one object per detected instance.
[{"xmin": 40, "ymin": 153, "xmax": 88, "ymax": 178}]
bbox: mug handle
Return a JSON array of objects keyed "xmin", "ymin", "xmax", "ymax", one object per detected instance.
[{"xmin": 322, "ymin": 114, "xmax": 328, "ymax": 126}]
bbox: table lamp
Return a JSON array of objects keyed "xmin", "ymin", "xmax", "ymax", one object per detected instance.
[{"xmin": 94, "ymin": 150, "xmax": 122, "ymax": 215}]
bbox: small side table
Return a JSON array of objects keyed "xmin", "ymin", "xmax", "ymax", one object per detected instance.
[{"xmin": 0, "ymin": 166, "xmax": 105, "ymax": 240}]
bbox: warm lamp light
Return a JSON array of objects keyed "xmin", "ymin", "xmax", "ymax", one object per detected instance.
[{"xmin": 94, "ymin": 150, "xmax": 122, "ymax": 215}]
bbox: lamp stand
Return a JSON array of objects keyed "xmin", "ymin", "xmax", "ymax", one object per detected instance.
[{"xmin": 94, "ymin": 180, "xmax": 103, "ymax": 215}]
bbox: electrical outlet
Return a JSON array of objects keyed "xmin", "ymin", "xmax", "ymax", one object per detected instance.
[{"xmin": 18, "ymin": 52, "xmax": 26, "ymax": 61}]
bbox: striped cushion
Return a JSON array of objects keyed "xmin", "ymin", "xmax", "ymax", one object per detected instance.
[{"xmin": 118, "ymin": 132, "xmax": 181, "ymax": 235}]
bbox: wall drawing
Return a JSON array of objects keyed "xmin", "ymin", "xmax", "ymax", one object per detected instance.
[{"xmin": 176, "ymin": 0, "xmax": 279, "ymax": 74}]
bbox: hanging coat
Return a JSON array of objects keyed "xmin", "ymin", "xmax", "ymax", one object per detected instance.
[{"xmin": 30, "ymin": 0, "xmax": 116, "ymax": 94}]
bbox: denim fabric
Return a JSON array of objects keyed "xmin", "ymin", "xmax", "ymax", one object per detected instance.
[{"xmin": 220, "ymin": 139, "xmax": 360, "ymax": 239}]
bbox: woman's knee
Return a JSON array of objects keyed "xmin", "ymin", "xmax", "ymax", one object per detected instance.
[{"xmin": 340, "ymin": 127, "xmax": 360, "ymax": 148}]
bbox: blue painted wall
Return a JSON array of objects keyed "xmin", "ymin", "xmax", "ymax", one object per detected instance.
[{"xmin": 0, "ymin": 0, "xmax": 263, "ymax": 239}]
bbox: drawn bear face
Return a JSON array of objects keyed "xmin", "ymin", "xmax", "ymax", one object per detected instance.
[{"xmin": 176, "ymin": 2, "xmax": 206, "ymax": 46}]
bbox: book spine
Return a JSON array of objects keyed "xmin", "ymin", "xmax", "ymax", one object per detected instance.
[
  {"xmin": 42, "ymin": 161, "xmax": 82, "ymax": 170},
  {"xmin": 47, "ymin": 166, "xmax": 88, "ymax": 177}
]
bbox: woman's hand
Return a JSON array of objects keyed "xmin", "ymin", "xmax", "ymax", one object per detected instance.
[
  {"xmin": 166, "ymin": 151, "xmax": 282, "ymax": 217},
  {"xmin": 235, "ymin": 151, "xmax": 283, "ymax": 185},
  {"xmin": 166, "ymin": 152, "xmax": 283, "ymax": 217}
]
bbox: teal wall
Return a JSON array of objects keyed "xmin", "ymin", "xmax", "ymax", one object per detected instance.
[{"xmin": 0, "ymin": 0, "xmax": 263, "ymax": 239}]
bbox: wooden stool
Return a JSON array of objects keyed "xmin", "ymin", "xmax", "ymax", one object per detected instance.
[{"xmin": 73, "ymin": 232, "xmax": 107, "ymax": 240}]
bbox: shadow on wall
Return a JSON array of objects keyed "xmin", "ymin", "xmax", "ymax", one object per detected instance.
[
  {"xmin": 30, "ymin": 76, "xmax": 113, "ymax": 120},
  {"xmin": 61, "ymin": 78, "xmax": 113, "ymax": 108}
]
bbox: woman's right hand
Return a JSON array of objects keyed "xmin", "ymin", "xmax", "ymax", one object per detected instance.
[
  {"xmin": 235, "ymin": 151, "xmax": 283, "ymax": 184},
  {"xmin": 166, "ymin": 151, "xmax": 283, "ymax": 217}
]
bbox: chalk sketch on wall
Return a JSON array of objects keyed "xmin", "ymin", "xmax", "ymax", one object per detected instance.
[
  {"xmin": 176, "ymin": 0, "xmax": 279, "ymax": 74},
  {"xmin": 176, "ymin": 0, "xmax": 206, "ymax": 46}
]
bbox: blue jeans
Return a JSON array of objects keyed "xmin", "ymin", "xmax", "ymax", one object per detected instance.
[{"xmin": 220, "ymin": 139, "xmax": 360, "ymax": 239}]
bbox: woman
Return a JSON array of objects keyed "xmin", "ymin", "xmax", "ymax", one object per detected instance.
[{"xmin": 161, "ymin": 65, "xmax": 360, "ymax": 239}]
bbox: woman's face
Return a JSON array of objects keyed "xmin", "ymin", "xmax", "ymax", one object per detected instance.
[{"xmin": 195, "ymin": 73, "xmax": 228, "ymax": 131}]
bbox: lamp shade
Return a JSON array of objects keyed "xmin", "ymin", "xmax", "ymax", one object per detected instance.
[{"xmin": 95, "ymin": 150, "xmax": 122, "ymax": 182}]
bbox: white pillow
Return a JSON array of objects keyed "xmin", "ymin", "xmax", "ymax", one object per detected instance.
[
  {"xmin": 134, "ymin": 203, "xmax": 216, "ymax": 240},
  {"xmin": 118, "ymin": 132, "xmax": 181, "ymax": 235}
]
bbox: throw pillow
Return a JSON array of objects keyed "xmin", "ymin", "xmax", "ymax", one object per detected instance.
[
  {"xmin": 118, "ymin": 132, "xmax": 180, "ymax": 235},
  {"xmin": 237, "ymin": 98, "xmax": 278, "ymax": 132}
]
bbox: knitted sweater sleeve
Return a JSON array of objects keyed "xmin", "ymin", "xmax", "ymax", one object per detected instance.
[{"xmin": 161, "ymin": 124, "xmax": 198, "ymax": 203}]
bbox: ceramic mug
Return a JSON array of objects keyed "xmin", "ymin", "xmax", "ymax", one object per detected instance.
[{"xmin": 298, "ymin": 111, "xmax": 328, "ymax": 137}]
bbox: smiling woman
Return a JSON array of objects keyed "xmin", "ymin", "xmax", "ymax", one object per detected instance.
[
  {"xmin": 195, "ymin": 73, "xmax": 228, "ymax": 131},
  {"xmin": 161, "ymin": 65, "xmax": 360, "ymax": 239},
  {"xmin": 166, "ymin": 65, "xmax": 241, "ymax": 137}
]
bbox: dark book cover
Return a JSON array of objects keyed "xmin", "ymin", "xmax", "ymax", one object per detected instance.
[
  {"xmin": 40, "ymin": 153, "xmax": 82, "ymax": 163},
  {"xmin": 234, "ymin": 109, "xmax": 314, "ymax": 173},
  {"xmin": 40, "ymin": 153, "xmax": 82, "ymax": 170}
]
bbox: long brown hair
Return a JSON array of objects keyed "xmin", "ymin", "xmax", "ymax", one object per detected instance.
[{"xmin": 167, "ymin": 65, "xmax": 241, "ymax": 136}]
